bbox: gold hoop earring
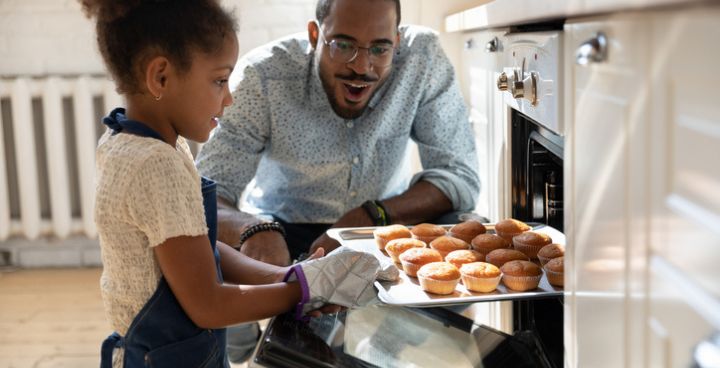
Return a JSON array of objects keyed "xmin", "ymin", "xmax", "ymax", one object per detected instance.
[{"xmin": 154, "ymin": 95, "xmax": 162, "ymax": 101}]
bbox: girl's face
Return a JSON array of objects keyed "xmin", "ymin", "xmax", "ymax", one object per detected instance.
[{"xmin": 166, "ymin": 33, "xmax": 239, "ymax": 143}]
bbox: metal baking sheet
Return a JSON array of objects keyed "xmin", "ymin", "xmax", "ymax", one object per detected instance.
[{"xmin": 326, "ymin": 224, "xmax": 564, "ymax": 307}]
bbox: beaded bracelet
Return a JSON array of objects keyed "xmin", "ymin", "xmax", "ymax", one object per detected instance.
[{"xmin": 236, "ymin": 222, "xmax": 286, "ymax": 248}]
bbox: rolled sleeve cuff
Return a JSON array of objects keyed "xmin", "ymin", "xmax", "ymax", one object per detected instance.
[{"xmin": 409, "ymin": 169, "xmax": 479, "ymax": 212}]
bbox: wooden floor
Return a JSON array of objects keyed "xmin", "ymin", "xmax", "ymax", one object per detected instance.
[{"xmin": 0, "ymin": 268, "xmax": 249, "ymax": 368}]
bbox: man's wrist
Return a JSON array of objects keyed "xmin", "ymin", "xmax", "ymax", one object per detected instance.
[
  {"xmin": 361, "ymin": 200, "xmax": 391, "ymax": 226},
  {"xmin": 236, "ymin": 222, "xmax": 286, "ymax": 249}
]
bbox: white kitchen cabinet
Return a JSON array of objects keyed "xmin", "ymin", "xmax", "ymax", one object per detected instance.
[
  {"xmin": 461, "ymin": 29, "xmax": 510, "ymax": 223},
  {"xmin": 566, "ymin": 6, "xmax": 720, "ymax": 368}
]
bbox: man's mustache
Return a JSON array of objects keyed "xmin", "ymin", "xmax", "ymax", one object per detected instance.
[{"xmin": 335, "ymin": 73, "xmax": 378, "ymax": 83}]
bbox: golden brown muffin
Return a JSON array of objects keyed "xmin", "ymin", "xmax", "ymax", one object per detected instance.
[
  {"xmin": 385, "ymin": 238, "xmax": 426, "ymax": 264},
  {"xmin": 417, "ymin": 262, "xmax": 461, "ymax": 295},
  {"xmin": 373, "ymin": 224, "xmax": 412, "ymax": 251},
  {"xmin": 410, "ymin": 223, "xmax": 447, "ymax": 244},
  {"xmin": 459, "ymin": 262, "xmax": 502, "ymax": 293},
  {"xmin": 537, "ymin": 243, "xmax": 565, "ymax": 266},
  {"xmin": 471, "ymin": 233, "xmax": 510, "ymax": 254},
  {"xmin": 399, "ymin": 248, "xmax": 443, "ymax": 277},
  {"xmin": 512, "ymin": 231, "xmax": 552, "ymax": 259},
  {"xmin": 485, "ymin": 248, "xmax": 530, "ymax": 268},
  {"xmin": 500, "ymin": 260, "xmax": 542, "ymax": 291},
  {"xmin": 429, "ymin": 236, "xmax": 470, "ymax": 258},
  {"xmin": 448, "ymin": 220, "xmax": 487, "ymax": 244},
  {"xmin": 544, "ymin": 256, "xmax": 564, "ymax": 287},
  {"xmin": 445, "ymin": 249, "xmax": 485, "ymax": 270},
  {"xmin": 494, "ymin": 218, "xmax": 531, "ymax": 243}
]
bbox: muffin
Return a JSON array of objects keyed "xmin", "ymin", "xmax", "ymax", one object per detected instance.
[
  {"xmin": 471, "ymin": 233, "xmax": 510, "ymax": 254},
  {"xmin": 429, "ymin": 236, "xmax": 470, "ymax": 258},
  {"xmin": 417, "ymin": 262, "xmax": 461, "ymax": 295},
  {"xmin": 445, "ymin": 249, "xmax": 485, "ymax": 270},
  {"xmin": 410, "ymin": 223, "xmax": 447, "ymax": 244},
  {"xmin": 459, "ymin": 262, "xmax": 502, "ymax": 293},
  {"xmin": 448, "ymin": 220, "xmax": 487, "ymax": 244},
  {"xmin": 385, "ymin": 238, "xmax": 426, "ymax": 264},
  {"xmin": 494, "ymin": 218, "xmax": 531, "ymax": 243},
  {"xmin": 512, "ymin": 231, "xmax": 552, "ymax": 259},
  {"xmin": 544, "ymin": 256, "xmax": 564, "ymax": 287},
  {"xmin": 373, "ymin": 224, "xmax": 411, "ymax": 251},
  {"xmin": 500, "ymin": 260, "xmax": 543, "ymax": 291},
  {"xmin": 537, "ymin": 243, "xmax": 565, "ymax": 266},
  {"xmin": 399, "ymin": 248, "xmax": 443, "ymax": 277},
  {"xmin": 485, "ymin": 248, "xmax": 530, "ymax": 268}
]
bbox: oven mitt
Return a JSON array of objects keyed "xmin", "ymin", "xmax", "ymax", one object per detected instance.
[{"xmin": 283, "ymin": 246, "xmax": 386, "ymax": 320}]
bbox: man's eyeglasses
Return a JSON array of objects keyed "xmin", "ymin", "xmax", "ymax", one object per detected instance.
[{"xmin": 318, "ymin": 30, "xmax": 395, "ymax": 67}]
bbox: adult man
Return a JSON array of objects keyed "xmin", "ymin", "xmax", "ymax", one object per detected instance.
[
  {"xmin": 196, "ymin": 0, "xmax": 480, "ymax": 362},
  {"xmin": 197, "ymin": 0, "xmax": 479, "ymax": 266}
]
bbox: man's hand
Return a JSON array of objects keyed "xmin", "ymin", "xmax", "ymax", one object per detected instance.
[
  {"xmin": 239, "ymin": 230, "xmax": 291, "ymax": 266},
  {"xmin": 308, "ymin": 233, "xmax": 341, "ymax": 255}
]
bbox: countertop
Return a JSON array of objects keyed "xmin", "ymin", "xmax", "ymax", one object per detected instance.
[{"xmin": 445, "ymin": 0, "xmax": 714, "ymax": 31}]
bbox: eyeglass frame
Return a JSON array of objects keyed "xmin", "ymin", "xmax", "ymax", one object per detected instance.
[{"xmin": 315, "ymin": 23, "xmax": 397, "ymax": 67}]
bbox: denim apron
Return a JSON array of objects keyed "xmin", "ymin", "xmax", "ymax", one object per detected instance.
[{"xmin": 99, "ymin": 108, "xmax": 227, "ymax": 368}]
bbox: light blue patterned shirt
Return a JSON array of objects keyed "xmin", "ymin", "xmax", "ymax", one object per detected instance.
[{"xmin": 196, "ymin": 25, "xmax": 479, "ymax": 223}]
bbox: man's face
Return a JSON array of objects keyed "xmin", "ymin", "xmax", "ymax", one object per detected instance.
[{"xmin": 310, "ymin": 0, "xmax": 399, "ymax": 120}]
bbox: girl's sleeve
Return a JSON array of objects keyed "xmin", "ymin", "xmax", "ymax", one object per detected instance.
[{"xmin": 125, "ymin": 152, "xmax": 208, "ymax": 248}]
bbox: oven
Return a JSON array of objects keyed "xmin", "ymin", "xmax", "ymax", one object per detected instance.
[
  {"xmin": 499, "ymin": 26, "xmax": 565, "ymax": 368},
  {"xmin": 248, "ymin": 25, "xmax": 568, "ymax": 368}
]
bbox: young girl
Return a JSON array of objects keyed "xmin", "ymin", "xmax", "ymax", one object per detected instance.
[{"xmin": 82, "ymin": 1, "xmax": 381, "ymax": 367}]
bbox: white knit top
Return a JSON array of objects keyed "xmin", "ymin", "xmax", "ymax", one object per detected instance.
[{"xmin": 94, "ymin": 131, "xmax": 208, "ymax": 337}]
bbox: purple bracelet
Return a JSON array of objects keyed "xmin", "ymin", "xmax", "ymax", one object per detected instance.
[{"xmin": 283, "ymin": 265, "xmax": 310, "ymax": 322}]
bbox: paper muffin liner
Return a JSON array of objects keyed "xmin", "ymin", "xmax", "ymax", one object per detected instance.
[
  {"xmin": 538, "ymin": 254, "xmax": 558, "ymax": 266},
  {"xmin": 544, "ymin": 269, "xmax": 564, "ymax": 287},
  {"xmin": 512, "ymin": 241, "xmax": 545, "ymax": 259},
  {"xmin": 418, "ymin": 276, "xmax": 460, "ymax": 295},
  {"xmin": 502, "ymin": 274, "xmax": 542, "ymax": 291},
  {"xmin": 461, "ymin": 273, "xmax": 502, "ymax": 293},
  {"xmin": 400, "ymin": 260, "xmax": 423, "ymax": 277}
]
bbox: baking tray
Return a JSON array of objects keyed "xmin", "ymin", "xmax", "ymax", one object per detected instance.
[{"xmin": 326, "ymin": 223, "xmax": 564, "ymax": 307}]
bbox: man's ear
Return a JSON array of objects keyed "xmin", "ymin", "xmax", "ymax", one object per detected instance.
[
  {"xmin": 308, "ymin": 20, "xmax": 320, "ymax": 49},
  {"xmin": 144, "ymin": 56, "xmax": 170, "ymax": 100}
]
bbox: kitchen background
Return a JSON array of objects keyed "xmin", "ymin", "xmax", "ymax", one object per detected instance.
[{"xmin": 0, "ymin": 0, "xmax": 489, "ymax": 268}]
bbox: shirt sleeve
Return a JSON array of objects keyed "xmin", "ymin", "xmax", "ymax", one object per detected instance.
[
  {"xmin": 408, "ymin": 32, "xmax": 481, "ymax": 212},
  {"xmin": 195, "ymin": 64, "xmax": 270, "ymax": 205},
  {"xmin": 126, "ymin": 151, "xmax": 208, "ymax": 248}
]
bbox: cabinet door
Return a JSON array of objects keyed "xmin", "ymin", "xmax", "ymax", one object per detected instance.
[
  {"xmin": 565, "ymin": 15, "xmax": 651, "ymax": 368},
  {"xmin": 461, "ymin": 29, "xmax": 508, "ymax": 222},
  {"xmin": 647, "ymin": 7, "xmax": 720, "ymax": 368}
]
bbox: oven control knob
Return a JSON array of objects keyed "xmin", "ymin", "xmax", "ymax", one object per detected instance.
[
  {"xmin": 511, "ymin": 72, "xmax": 538, "ymax": 106},
  {"xmin": 497, "ymin": 72, "xmax": 509, "ymax": 91}
]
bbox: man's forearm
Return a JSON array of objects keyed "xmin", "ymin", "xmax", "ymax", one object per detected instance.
[
  {"xmin": 380, "ymin": 181, "xmax": 453, "ymax": 225},
  {"xmin": 216, "ymin": 197, "xmax": 267, "ymax": 247}
]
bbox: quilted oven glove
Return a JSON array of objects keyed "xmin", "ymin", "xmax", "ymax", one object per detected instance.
[{"xmin": 283, "ymin": 246, "xmax": 396, "ymax": 320}]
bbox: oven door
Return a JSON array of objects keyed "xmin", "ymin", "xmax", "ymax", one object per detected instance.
[{"xmin": 252, "ymin": 305, "xmax": 551, "ymax": 368}]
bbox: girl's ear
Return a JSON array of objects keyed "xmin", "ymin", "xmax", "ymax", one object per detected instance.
[
  {"xmin": 144, "ymin": 56, "xmax": 170, "ymax": 100},
  {"xmin": 308, "ymin": 20, "xmax": 320, "ymax": 50}
]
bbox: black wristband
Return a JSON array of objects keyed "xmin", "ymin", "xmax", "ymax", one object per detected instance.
[
  {"xmin": 361, "ymin": 200, "xmax": 391, "ymax": 226},
  {"xmin": 236, "ymin": 222, "xmax": 286, "ymax": 248}
]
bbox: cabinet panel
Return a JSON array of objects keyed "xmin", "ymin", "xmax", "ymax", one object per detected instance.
[
  {"xmin": 566, "ymin": 15, "xmax": 650, "ymax": 368},
  {"xmin": 647, "ymin": 7, "xmax": 720, "ymax": 367}
]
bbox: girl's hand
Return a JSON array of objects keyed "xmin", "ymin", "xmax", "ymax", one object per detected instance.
[
  {"xmin": 307, "ymin": 304, "xmax": 346, "ymax": 318},
  {"xmin": 274, "ymin": 247, "xmax": 325, "ymax": 283}
]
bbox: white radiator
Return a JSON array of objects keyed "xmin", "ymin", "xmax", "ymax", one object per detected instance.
[{"xmin": 0, "ymin": 76, "xmax": 123, "ymax": 241}]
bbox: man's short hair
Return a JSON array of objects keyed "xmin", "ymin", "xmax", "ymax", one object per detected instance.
[{"xmin": 315, "ymin": 0, "xmax": 401, "ymax": 27}]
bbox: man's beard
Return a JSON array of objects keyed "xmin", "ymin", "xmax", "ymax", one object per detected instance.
[{"xmin": 320, "ymin": 70, "xmax": 379, "ymax": 120}]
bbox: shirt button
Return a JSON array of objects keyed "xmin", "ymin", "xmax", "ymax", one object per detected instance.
[
  {"xmin": 346, "ymin": 122, "xmax": 354, "ymax": 129},
  {"xmin": 350, "ymin": 191, "xmax": 357, "ymax": 197},
  {"xmin": 352, "ymin": 156, "xmax": 359, "ymax": 164}
]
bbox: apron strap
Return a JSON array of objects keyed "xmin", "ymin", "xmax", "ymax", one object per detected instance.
[{"xmin": 100, "ymin": 332, "xmax": 124, "ymax": 368}]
